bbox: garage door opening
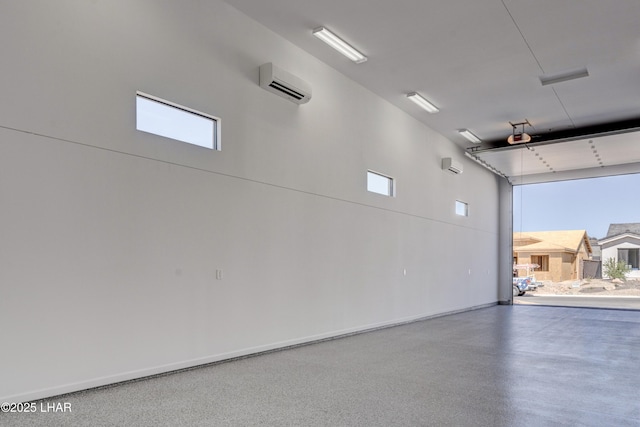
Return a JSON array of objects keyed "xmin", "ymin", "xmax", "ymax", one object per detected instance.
[{"xmin": 512, "ymin": 173, "xmax": 640, "ymax": 309}]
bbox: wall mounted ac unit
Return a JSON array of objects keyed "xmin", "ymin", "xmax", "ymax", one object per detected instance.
[
  {"xmin": 259, "ymin": 63, "xmax": 312, "ymax": 104},
  {"xmin": 442, "ymin": 157, "xmax": 463, "ymax": 174}
]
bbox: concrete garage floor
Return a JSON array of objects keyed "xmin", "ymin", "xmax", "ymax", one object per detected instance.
[{"xmin": 4, "ymin": 305, "xmax": 640, "ymax": 426}]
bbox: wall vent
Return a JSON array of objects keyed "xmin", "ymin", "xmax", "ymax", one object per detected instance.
[
  {"xmin": 442, "ymin": 157, "xmax": 463, "ymax": 174},
  {"xmin": 259, "ymin": 63, "xmax": 312, "ymax": 104}
]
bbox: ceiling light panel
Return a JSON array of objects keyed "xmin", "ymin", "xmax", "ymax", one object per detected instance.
[
  {"xmin": 458, "ymin": 129, "xmax": 481, "ymax": 143},
  {"xmin": 406, "ymin": 92, "xmax": 439, "ymax": 113},
  {"xmin": 540, "ymin": 67, "xmax": 589, "ymax": 86},
  {"xmin": 312, "ymin": 27, "xmax": 367, "ymax": 64}
]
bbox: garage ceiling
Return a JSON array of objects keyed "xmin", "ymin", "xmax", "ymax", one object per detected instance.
[{"xmin": 223, "ymin": 0, "xmax": 640, "ymax": 184}]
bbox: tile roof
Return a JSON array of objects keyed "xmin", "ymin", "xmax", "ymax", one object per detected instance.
[{"xmin": 606, "ymin": 223, "xmax": 640, "ymax": 237}]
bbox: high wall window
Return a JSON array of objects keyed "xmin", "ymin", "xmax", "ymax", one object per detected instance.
[
  {"xmin": 531, "ymin": 255, "xmax": 549, "ymax": 272},
  {"xmin": 367, "ymin": 170, "xmax": 394, "ymax": 197},
  {"xmin": 455, "ymin": 200, "xmax": 468, "ymax": 216},
  {"xmin": 618, "ymin": 248, "xmax": 639, "ymax": 269},
  {"xmin": 136, "ymin": 92, "xmax": 220, "ymax": 150}
]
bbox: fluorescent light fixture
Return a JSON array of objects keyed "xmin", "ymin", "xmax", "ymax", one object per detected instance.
[
  {"xmin": 312, "ymin": 27, "xmax": 367, "ymax": 63},
  {"xmin": 540, "ymin": 67, "xmax": 589, "ymax": 86},
  {"xmin": 406, "ymin": 92, "xmax": 439, "ymax": 113},
  {"xmin": 458, "ymin": 129, "xmax": 481, "ymax": 143}
]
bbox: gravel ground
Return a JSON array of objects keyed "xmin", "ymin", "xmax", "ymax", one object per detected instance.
[{"xmin": 530, "ymin": 278, "xmax": 640, "ymax": 296}]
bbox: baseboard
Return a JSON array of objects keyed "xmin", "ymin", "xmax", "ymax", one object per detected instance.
[{"xmin": 4, "ymin": 301, "xmax": 498, "ymax": 403}]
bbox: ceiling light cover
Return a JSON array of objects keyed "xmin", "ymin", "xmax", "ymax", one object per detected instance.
[
  {"xmin": 406, "ymin": 92, "xmax": 439, "ymax": 113},
  {"xmin": 459, "ymin": 129, "xmax": 481, "ymax": 143},
  {"xmin": 312, "ymin": 27, "xmax": 367, "ymax": 63},
  {"xmin": 540, "ymin": 67, "xmax": 589, "ymax": 86}
]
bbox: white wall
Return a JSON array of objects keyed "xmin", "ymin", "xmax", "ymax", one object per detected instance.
[
  {"xmin": 601, "ymin": 242, "xmax": 640, "ymax": 279},
  {"xmin": 0, "ymin": 0, "xmax": 501, "ymax": 402}
]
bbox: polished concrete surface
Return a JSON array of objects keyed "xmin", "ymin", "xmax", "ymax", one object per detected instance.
[{"xmin": 4, "ymin": 305, "xmax": 640, "ymax": 426}]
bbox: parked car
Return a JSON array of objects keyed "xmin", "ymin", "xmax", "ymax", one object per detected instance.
[
  {"xmin": 526, "ymin": 278, "xmax": 540, "ymax": 291},
  {"xmin": 513, "ymin": 277, "xmax": 530, "ymax": 296},
  {"xmin": 513, "ymin": 264, "xmax": 540, "ymax": 294}
]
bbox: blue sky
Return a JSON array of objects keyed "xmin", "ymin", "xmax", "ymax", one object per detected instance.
[{"xmin": 513, "ymin": 173, "xmax": 640, "ymax": 239}]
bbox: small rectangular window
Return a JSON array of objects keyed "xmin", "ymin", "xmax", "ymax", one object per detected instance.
[
  {"xmin": 136, "ymin": 92, "xmax": 220, "ymax": 150},
  {"xmin": 455, "ymin": 200, "xmax": 468, "ymax": 216},
  {"xmin": 367, "ymin": 170, "xmax": 394, "ymax": 197}
]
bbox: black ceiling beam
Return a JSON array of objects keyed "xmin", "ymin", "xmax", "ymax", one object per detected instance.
[{"xmin": 482, "ymin": 117, "xmax": 640, "ymax": 149}]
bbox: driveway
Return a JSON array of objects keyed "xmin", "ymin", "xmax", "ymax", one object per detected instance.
[{"xmin": 515, "ymin": 294, "xmax": 640, "ymax": 310}]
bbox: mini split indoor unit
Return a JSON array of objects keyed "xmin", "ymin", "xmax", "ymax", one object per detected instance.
[
  {"xmin": 259, "ymin": 63, "xmax": 312, "ymax": 104},
  {"xmin": 442, "ymin": 157, "xmax": 463, "ymax": 174}
]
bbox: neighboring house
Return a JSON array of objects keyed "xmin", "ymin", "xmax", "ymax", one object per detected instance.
[
  {"xmin": 588, "ymin": 237, "xmax": 602, "ymax": 260},
  {"xmin": 599, "ymin": 223, "xmax": 640, "ymax": 279},
  {"xmin": 513, "ymin": 230, "xmax": 593, "ymax": 282}
]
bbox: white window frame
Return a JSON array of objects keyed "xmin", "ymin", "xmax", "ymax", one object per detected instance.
[
  {"xmin": 455, "ymin": 200, "xmax": 469, "ymax": 216},
  {"xmin": 367, "ymin": 170, "xmax": 395, "ymax": 197},
  {"xmin": 136, "ymin": 91, "xmax": 221, "ymax": 150}
]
